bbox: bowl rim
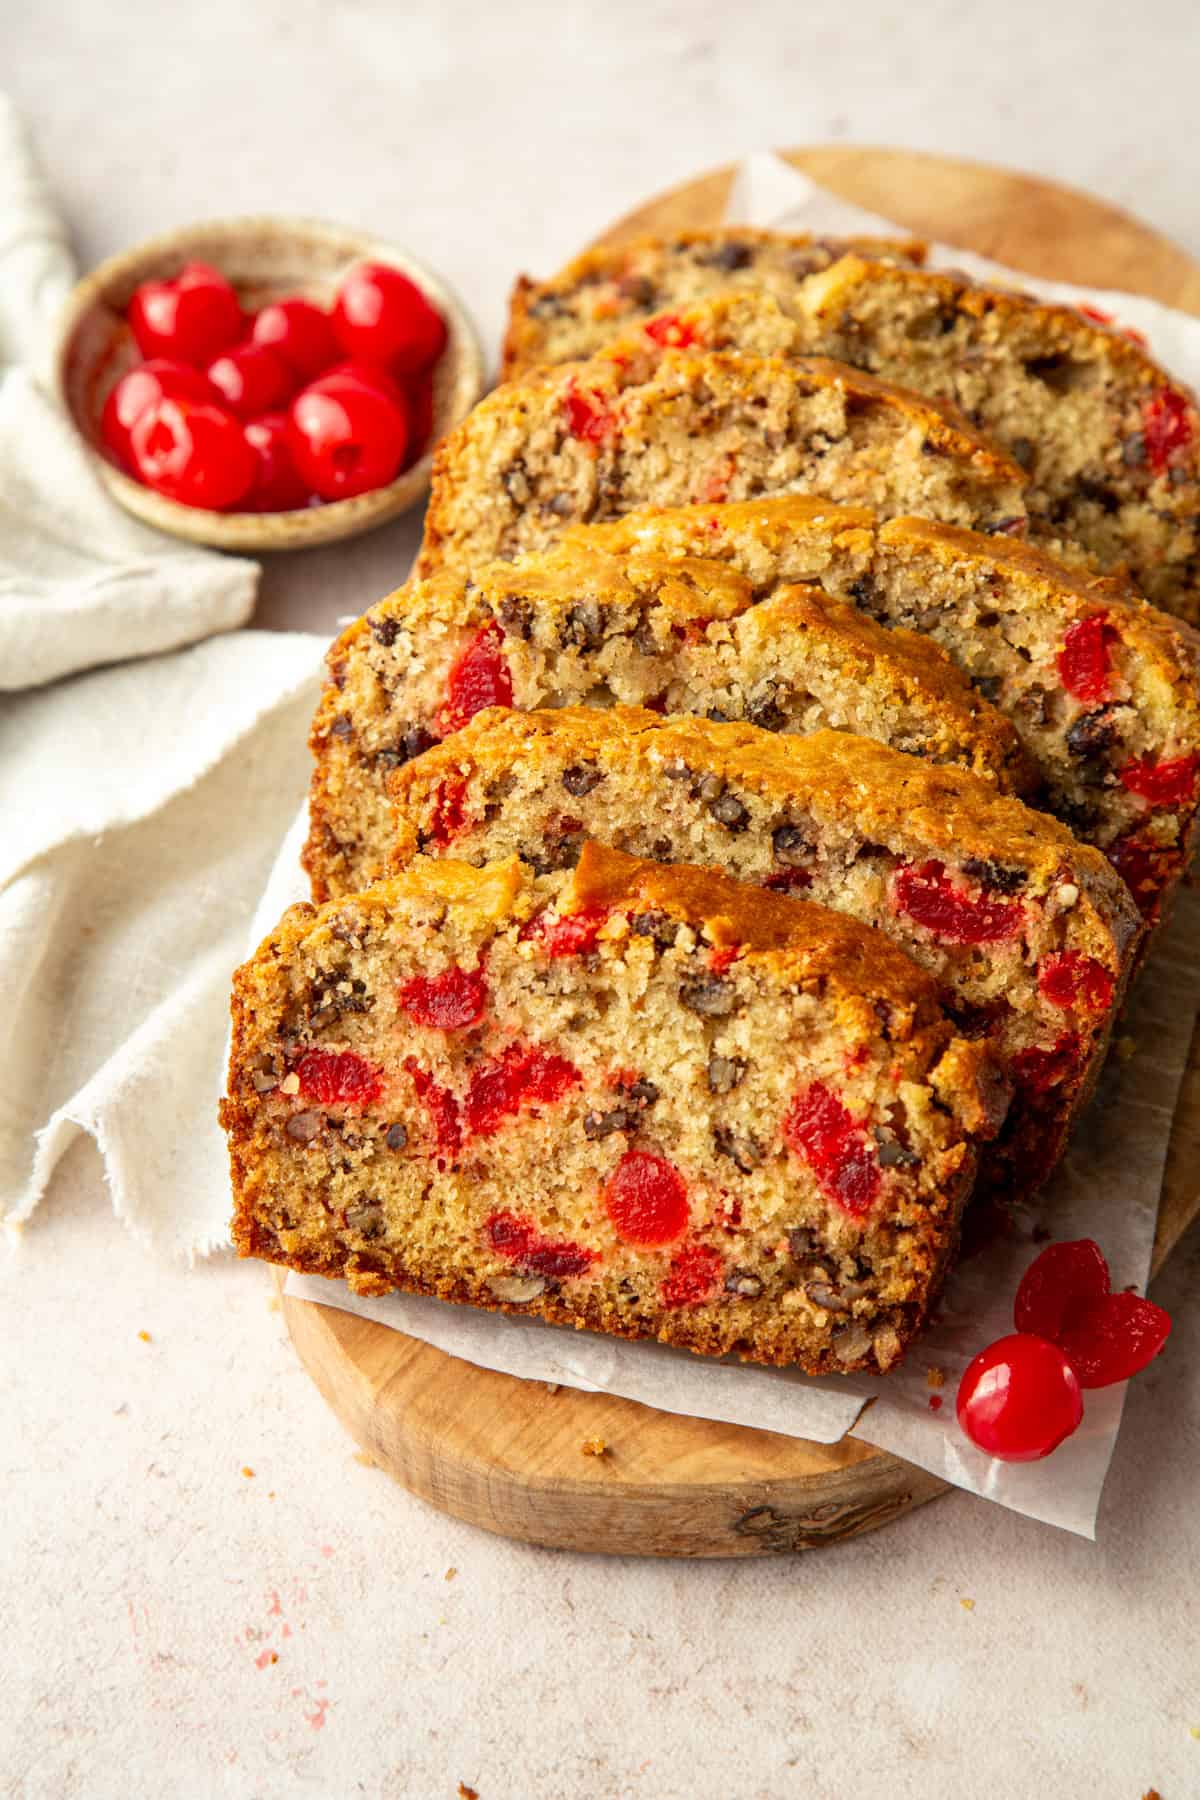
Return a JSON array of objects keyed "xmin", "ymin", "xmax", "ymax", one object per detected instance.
[{"xmin": 52, "ymin": 212, "xmax": 487, "ymax": 553}]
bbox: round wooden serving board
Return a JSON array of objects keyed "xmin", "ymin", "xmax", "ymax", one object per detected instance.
[{"xmin": 282, "ymin": 148, "xmax": 1200, "ymax": 1557}]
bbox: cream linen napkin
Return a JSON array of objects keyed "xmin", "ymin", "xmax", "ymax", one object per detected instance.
[
  {"xmin": 285, "ymin": 159, "xmax": 1200, "ymax": 1535},
  {"xmin": 0, "ymin": 93, "xmax": 258, "ymax": 691}
]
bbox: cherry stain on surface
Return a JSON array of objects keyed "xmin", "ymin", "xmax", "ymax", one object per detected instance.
[
  {"xmin": 892, "ymin": 861, "xmax": 1025, "ymax": 945},
  {"xmin": 604, "ymin": 1150, "xmax": 690, "ymax": 1246},
  {"xmin": 782, "ymin": 1082, "xmax": 881, "ymax": 1216},
  {"xmin": 1056, "ymin": 614, "xmax": 1117, "ymax": 704},
  {"xmin": 294, "ymin": 1048, "xmax": 383, "ymax": 1109},
  {"xmin": 1037, "ymin": 952, "xmax": 1115, "ymax": 1014},
  {"xmin": 398, "ymin": 964, "xmax": 488, "ymax": 1030},
  {"xmin": 439, "ymin": 621, "xmax": 513, "ymax": 735},
  {"xmin": 659, "ymin": 1242, "xmax": 724, "ymax": 1309}
]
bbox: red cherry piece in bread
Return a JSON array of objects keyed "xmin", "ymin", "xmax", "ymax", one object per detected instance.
[
  {"xmin": 403, "ymin": 1059, "xmax": 462, "ymax": 1158},
  {"xmin": 521, "ymin": 906, "xmax": 607, "ymax": 958},
  {"xmin": 1141, "ymin": 388, "xmax": 1194, "ymax": 474},
  {"xmin": 127, "ymin": 261, "xmax": 243, "ymax": 365},
  {"xmin": 892, "ymin": 860, "xmax": 1024, "ymax": 945},
  {"xmin": 427, "ymin": 776, "xmax": 469, "ymax": 846},
  {"xmin": 1037, "ymin": 952, "xmax": 1115, "ymax": 1013},
  {"xmin": 1118, "ymin": 753, "xmax": 1200, "ymax": 808},
  {"xmin": 243, "ymin": 413, "xmax": 312, "ymax": 512},
  {"xmin": 604, "ymin": 1149, "xmax": 690, "ymax": 1245},
  {"xmin": 206, "ymin": 342, "xmax": 295, "ymax": 419},
  {"xmin": 1107, "ymin": 834, "xmax": 1172, "ymax": 917},
  {"xmin": 660, "ymin": 1242, "xmax": 724, "ymax": 1308},
  {"xmin": 462, "ymin": 1044, "xmax": 581, "ymax": 1138},
  {"xmin": 1057, "ymin": 614, "xmax": 1117, "ymax": 704},
  {"xmin": 1013, "ymin": 1238, "xmax": 1110, "ymax": 1341},
  {"xmin": 1011, "ymin": 1032, "xmax": 1083, "ymax": 1095},
  {"xmin": 957, "ymin": 1332, "xmax": 1083, "ymax": 1461},
  {"xmin": 1057, "ymin": 1292, "xmax": 1172, "ymax": 1388},
  {"xmin": 783, "ymin": 1081, "xmax": 880, "ymax": 1215},
  {"xmin": 287, "ymin": 373, "xmax": 408, "ymax": 501},
  {"xmin": 484, "ymin": 1211, "xmax": 594, "ymax": 1279},
  {"xmin": 439, "ymin": 621, "xmax": 513, "ymax": 735},
  {"xmin": 398, "ymin": 964, "xmax": 487, "ymax": 1030},
  {"xmin": 643, "ymin": 312, "xmax": 702, "ymax": 349},
  {"xmin": 130, "ymin": 397, "xmax": 257, "ymax": 510},
  {"xmin": 295, "ymin": 1048, "xmax": 383, "ymax": 1108},
  {"xmin": 100, "ymin": 359, "xmax": 219, "ymax": 466},
  {"xmin": 563, "ymin": 379, "xmax": 618, "ymax": 444},
  {"xmin": 332, "ymin": 262, "xmax": 447, "ymax": 375},
  {"xmin": 251, "ymin": 298, "xmax": 339, "ymax": 379}
]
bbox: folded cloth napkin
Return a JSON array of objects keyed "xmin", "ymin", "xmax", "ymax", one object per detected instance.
[{"xmin": 0, "ymin": 93, "xmax": 258, "ymax": 691}]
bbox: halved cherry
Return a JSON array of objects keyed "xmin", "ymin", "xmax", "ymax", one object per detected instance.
[
  {"xmin": 604, "ymin": 1150, "xmax": 689, "ymax": 1245},
  {"xmin": 1058, "ymin": 1292, "xmax": 1171, "ymax": 1388},
  {"xmin": 1014, "ymin": 1238, "xmax": 1110, "ymax": 1341}
]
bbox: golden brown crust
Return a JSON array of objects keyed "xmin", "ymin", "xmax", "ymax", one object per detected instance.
[
  {"xmin": 501, "ymin": 228, "xmax": 927, "ymax": 377},
  {"xmin": 418, "ymin": 347, "xmax": 1028, "ymax": 579}
]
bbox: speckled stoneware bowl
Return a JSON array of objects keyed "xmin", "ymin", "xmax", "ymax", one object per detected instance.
[{"xmin": 53, "ymin": 216, "xmax": 486, "ymax": 552}]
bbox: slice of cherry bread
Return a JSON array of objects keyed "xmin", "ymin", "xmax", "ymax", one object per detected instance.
[
  {"xmin": 501, "ymin": 228, "xmax": 925, "ymax": 377},
  {"xmin": 389, "ymin": 708, "xmax": 1141, "ymax": 1199},
  {"xmin": 305, "ymin": 533, "xmax": 1033, "ymax": 901},
  {"xmin": 224, "ymin": 842, "xmax": 1007, "ymax": 1374},
  {"xmin": 417, "ymin": 348, "xmax": 1028, "ymax": 577},
  {"xmin": 580, "ymin": 498, "xmax": 1200, "ymax": 925},
  {"xmin": 787, "ymin": 256, "xmax": 1200, "ymax": 622}
]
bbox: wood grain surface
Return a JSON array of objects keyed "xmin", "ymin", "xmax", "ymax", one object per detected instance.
[{"xmin": 281, "ymin": 147, "xmax": 1200, "ymax": 1558}]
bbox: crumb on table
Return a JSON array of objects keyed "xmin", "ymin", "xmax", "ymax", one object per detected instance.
[{"xmin": 581, "ymin": 1438, "xmax": 608, "ymax": 1458}]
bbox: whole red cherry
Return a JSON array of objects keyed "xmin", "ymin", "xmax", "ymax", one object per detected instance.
[
  {"xmin": 100, "ymin": 359, "xmax": 218, "ymax": 467},
  {"xmin": 331, "ymin": 262, "xmax": 447, "ymax": 375},
  {"xmin": 251, "ymin": 298, "xmax": 339, "ymax": 379},
  {"xmin": 319, "ymin": 359, "xmax": 408, "ymax": 407},
  {"xmin": 956, "ymin": 1332, "xmax": 1083, "ymax": 1462},
  {"xmin": 127, "ymin": 261, "xmax": 243, "ymax": 365},
  {"xmin": 243, "ymin": 413, "xmax": 312, "ymax": 511},
  {"xmin": 130, "ymin": 397, "xmax": 257, "ymax": 510},
  {"xmin": 287, "ymin": 371, "xmax": 408, "ymax": 501},
  {"xmin": 206, "ymin": 342, "xmax": 295, "ymax": 420}
]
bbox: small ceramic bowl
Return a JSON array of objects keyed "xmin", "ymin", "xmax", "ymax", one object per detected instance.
[{"xmin": 53, "ymin": 216, "xmax": 486, "ymax": 552}]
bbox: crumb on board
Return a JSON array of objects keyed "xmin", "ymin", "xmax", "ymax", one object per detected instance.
[
  {"xmin": 1115, "ymin": 1035, "xmax": 1137, "ymax": 1063},
  {"xmin": 241, "ymin": 1467, "xmax": 255, "ymax": 1479},
  {"xmin": 137, "ymin": 1331, "xmax": 151, "ymax": 1343},
  {"xmin": 960, "ymin": 1597, "xmax": 975, "ymax": 1612},
  {"xmin": 581, "ymin": 1438, "xmax": 608, "ymax": 1458},
  {"xmin": 444, "ymin": 1567, "xmax": 457, "ymax": 1582},
  {"xmin": 926, "ymin": 1366, "xmax": 945, "ymax": 1390},
  {"xmin": 266, "ymin": 1293, "xmax": 281, "ymax": 1313}
]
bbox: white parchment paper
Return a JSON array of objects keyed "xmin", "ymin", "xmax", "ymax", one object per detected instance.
[{"xmin": 281, "ymin": 155, "xmax": 1200, "ymax": 1535}]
